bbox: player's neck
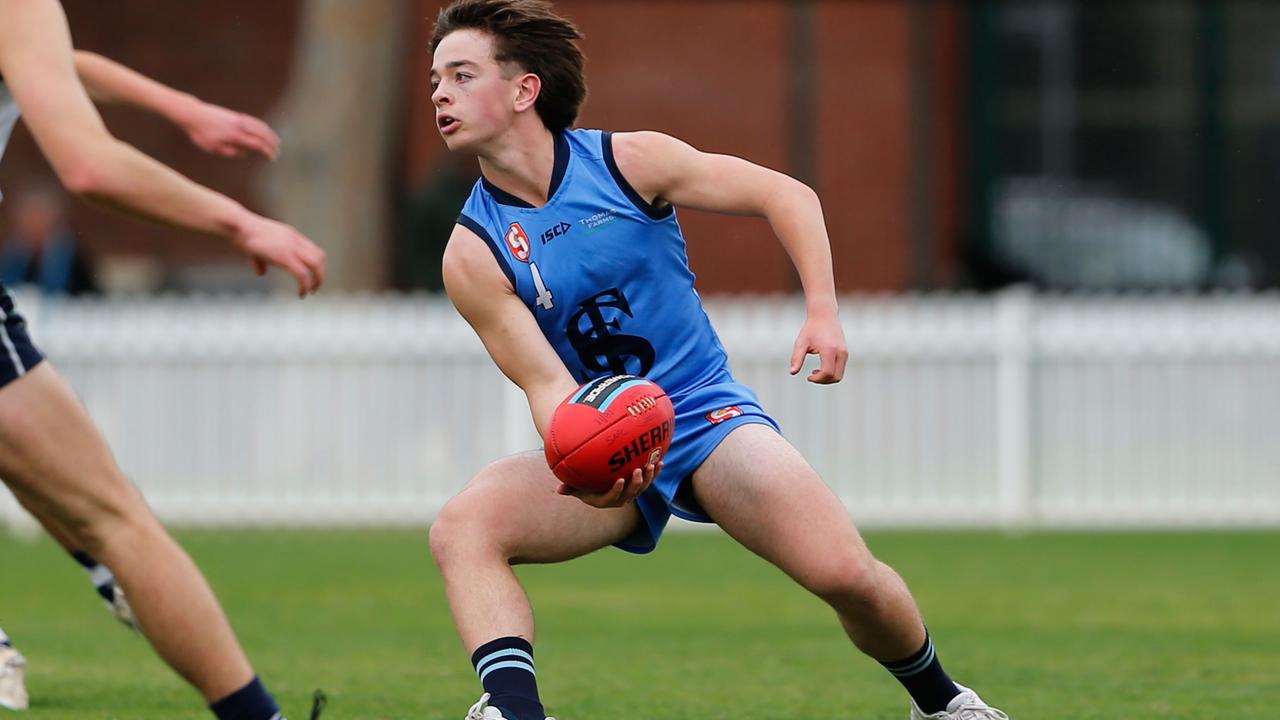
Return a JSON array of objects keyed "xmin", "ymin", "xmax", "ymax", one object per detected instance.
[{"xmin": 477, "ymin": 124, "xmax": 557, "ymax": 208}]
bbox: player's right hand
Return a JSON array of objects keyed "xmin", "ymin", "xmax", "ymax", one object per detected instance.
[
  {"xmin": 556, "ymin": 460, "xmax": 663, "ymax": 509},
  {"xmin": 232, "ymin": 216, "xmax": 327, "ymax": 297}
]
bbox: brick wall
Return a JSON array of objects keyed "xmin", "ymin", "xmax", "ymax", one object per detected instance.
[
  {"xmin": 406, "ymin": 0, "xmax": 961, "ymax": 293},
  {"xmin": 1, "ymin": 1, "xmax": 962, "ymax": 292},
  {"xmin": 0, "ymin": 1, "xmax": 301, "ymax": 263}
]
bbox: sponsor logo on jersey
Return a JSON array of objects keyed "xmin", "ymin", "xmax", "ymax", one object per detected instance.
[
  {"xmin": 706, "ymin": 406, "xmax": 744, "ymax": 424},
  {"xmin": 540, "ymin": 221, "xmax": 571, "ymax": 244},
  {"xmin": 577, "ymin": 209, "xmax": 619, "ymax": 233},
  {"xmin": 505, "ymin": 223, "xmax": 532, "ymax": 263}
]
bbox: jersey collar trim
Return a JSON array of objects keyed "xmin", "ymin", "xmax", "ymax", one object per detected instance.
[{"xmin": 481, "ymin": 131, "xmax": 571, "ymax": 210}]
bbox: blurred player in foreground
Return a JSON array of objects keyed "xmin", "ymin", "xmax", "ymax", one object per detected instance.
[
  {"xmin": 0, "ymin": 0, "xmax": 325, "ymax": 716},
  {"xmin": 427, "ymin": 2, "xmax": 1009, "ymax": 719}
]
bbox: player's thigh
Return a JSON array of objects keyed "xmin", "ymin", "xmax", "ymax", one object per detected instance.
[
  {"xmin": 436, "ymin": 451, "xmax": 643, "ymax": 564},
  {"xmin": 690, "ymin": 424, "xmax": 876, "ymax": 590},
  {"xmin": 0, "ymin": 362, "xmax": 142, "ymax": 530}
]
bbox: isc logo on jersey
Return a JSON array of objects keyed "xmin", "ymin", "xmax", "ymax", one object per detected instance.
[
  {"xmin": 541, "ymin": 221, "xmax": 571, "ymax": 245},
  {"xmin": 505, "ymin": 223, "xmax": 532, "ymax": 263},
  {"xmin": 706, "ymin": 406, "xmax": 744, "ymax": 424}
]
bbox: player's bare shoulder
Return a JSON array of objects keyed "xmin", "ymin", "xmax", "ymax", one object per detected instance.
[
  {"xmin": 609, "ymin": 131, "xmax": 705, "ymax": 207},
  {"xmin": 442, "ymin": 221, "xmax": 514, "ymax": 299}
]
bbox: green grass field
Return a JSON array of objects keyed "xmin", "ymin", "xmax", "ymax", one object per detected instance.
[{"xmin": 1, "ymin": 529, "xmax": 1277, "ymax": 719}]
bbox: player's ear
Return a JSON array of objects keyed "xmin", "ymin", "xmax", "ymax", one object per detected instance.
[{"xmin": 514, "ymin": 73, "xmax": 541, "ymax": 113}]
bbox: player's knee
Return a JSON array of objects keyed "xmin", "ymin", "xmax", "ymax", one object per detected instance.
[
  {"xmin": 429, "ymin": 493, "xmax": 503, "ymax": 566},
  {"xmin": 427, "ymin": 509, "xmax": 459, "ymax": 565},
  {"xmin": 805, "ymin": 554, "xmax": 885, "ymax": 610}
]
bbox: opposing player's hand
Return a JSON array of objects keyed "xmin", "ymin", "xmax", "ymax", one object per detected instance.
[
  {"xmin": 556, "ymin": 460, "xmax": 663, "ymax": 508},
  {"xmin": 181, "ymin": 100, "xmax": 280, "ymax": 161},
  {"xmin": 233, "ymin": 216, "xmax": 326, "ymax": 297},
  {"xmin": 789, "ymin": 310, "xmax": 848, "ymax": 384}
]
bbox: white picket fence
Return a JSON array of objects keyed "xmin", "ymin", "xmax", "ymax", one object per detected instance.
[{"xmin": 2, "ymin": 288, "xmax": 1279, "ymax": 530}]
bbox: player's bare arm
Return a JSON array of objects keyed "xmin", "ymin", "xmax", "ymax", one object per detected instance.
[
  {"xmin": 612, "ymin": 130, "xmax": 849, "ymax": 384},
  {"xmin": 74, "ymin": 50, "xmax": 280, "ymax": 160},
  {"xmin": 442, "ymin": 223, "xmax": 577, "ymax": 435},
  {"xmin": 0, "ymin": 0, "xmax": 323, "ymax": 296},
  {"xmin": 443, "ymin": 223, "xmax": 658, "ymax": 507}
]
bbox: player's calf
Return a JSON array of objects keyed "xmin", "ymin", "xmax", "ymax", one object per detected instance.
[{"xmin": 807, "ymin": 557, "xmax": 969, "ymax": 714}]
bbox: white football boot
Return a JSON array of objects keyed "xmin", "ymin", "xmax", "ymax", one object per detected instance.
[
  {"xmin": 0, "ymin": 645, "xmax": 28, "ymax": 711},
  {"xmin": 910, "ymin": 684, "xmax": 1008, "ymax": 720},
  {"xmin": 464, "ymin": 693, "xmax": 555, "ymax": 720}
]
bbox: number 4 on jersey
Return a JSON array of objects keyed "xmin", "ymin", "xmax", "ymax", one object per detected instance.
[{"xmin": 530, "ymin": 262, "xmax": 554, "ymax": 310}]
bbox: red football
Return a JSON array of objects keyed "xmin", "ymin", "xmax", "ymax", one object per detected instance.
[{"xmin": 545, "ymin": 375, "xmax": 675, "ymax": 493}]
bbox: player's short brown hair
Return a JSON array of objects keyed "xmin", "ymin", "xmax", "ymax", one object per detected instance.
[{"xmin": 432, "ymin": 0, "xmax": 586, "ymax": 132}]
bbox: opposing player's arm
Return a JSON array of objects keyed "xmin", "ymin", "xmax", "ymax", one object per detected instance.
[
  {"xmin": 442, "ymin": 223, "xmax": 578, "ymax": 439},
  {"xmin": 74, "ymin": 51, "xmax": 280, "ymax": 160},
  {"xmin": 611, "ymin": 130, "xmax": 848, "ymax": 383},
  {"xmin": 0, "ymin": 0, "xmax": 322, "ymax": 295},
  {"xmin": 0, "ymin": 1, "xmax": 241, "ymax": 226}
]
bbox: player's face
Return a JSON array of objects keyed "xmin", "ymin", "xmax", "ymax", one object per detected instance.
[{"xmin": 430, "ymin": 30, "xmax": 518, "ymax": 152}]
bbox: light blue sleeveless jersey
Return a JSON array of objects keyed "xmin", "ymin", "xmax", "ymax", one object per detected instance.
[
  {"xmin": 457, "ymin": 129, "xmax": 779, "ymax": 553},
  {"xmin": 458, "ymin": 129, "xmax": 734, "ymax": 398}
]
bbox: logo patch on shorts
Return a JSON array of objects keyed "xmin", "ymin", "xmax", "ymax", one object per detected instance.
[
  {"xmin": 505, "ymin": 223, "xmax": 532, "ymax": 263},
  {"xmin": 706, "ymin": 406, "xmax": 744, "ymax": 424}
]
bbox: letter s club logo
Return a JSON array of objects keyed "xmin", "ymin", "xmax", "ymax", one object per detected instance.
[{"xmin": 505, "ymin": 223, "xmax": 532, "ymax": 263}]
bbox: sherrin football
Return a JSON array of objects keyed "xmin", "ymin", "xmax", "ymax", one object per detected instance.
[{"xmin": 545, "ymin": 375, "xmax": 675, "ymax": 493}]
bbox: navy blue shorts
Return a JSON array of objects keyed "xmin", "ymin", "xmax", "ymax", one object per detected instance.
[
  {"xmin": 0, "ymin": 285, "xmax": 46, "ymax": 389},
  {"xmin": 615, "ymin": 381, "xmax": 780, "ymax": 554}
]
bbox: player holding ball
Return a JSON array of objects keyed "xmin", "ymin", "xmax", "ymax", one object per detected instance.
[
  {"xmin": 429, "ymin": 2, "xmax": 1008, "ymax": 719},
  {"xmin": 544, "ymin": 374, "xmax": 675, "ymax": 493}
]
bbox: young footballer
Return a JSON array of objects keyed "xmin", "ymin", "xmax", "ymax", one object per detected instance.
[{"xmin": 427, "ymin": 2, "xmax": 1009, "ymax": 719}]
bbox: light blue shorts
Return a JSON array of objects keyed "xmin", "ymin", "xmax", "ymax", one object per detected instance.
[{"xmin": 615, "ymin": 381, "xmax": 780, "ymax": 554}]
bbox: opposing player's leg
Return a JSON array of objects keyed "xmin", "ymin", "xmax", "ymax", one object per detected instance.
[
  {"xmin": 429, "ymin": 451, "xmax": 642, "ymax": 720},
  {"xmin": 0, "ymin": 362, "xmax": 282, "ymax": 718},
  {"xmin": 9, "ymin": 488, "xmax": 138, "ymax": 631},
  {"xmin": 692, "ymin": 423, "xmax": 1006, "ymax": 718}
]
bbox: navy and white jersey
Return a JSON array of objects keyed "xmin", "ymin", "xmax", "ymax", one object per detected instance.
[
  {"xmin": 0, "ymin": 81, "xmax": 20, "ymax": 202},
  {"xmin": 458, "ymin": 129, "xmax": 736, "ymax": 400}
]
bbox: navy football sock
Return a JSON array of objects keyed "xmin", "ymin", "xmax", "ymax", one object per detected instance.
[
  {"xmin": 0, "ymin": 627, "xmax": 11, "ymax": 647},
  {"xmin": 880, "ymin": 631, "xmax": 961, "ymax": 714},
  {"xmin": 472, "ymin": 636, "xmax": 544, "ymax": 720},
  {"xmin": 210, "ymin": 676, "xmax": 282, "ymax": 720}
]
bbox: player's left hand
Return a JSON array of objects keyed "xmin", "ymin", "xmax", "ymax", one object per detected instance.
[
  {"xmin": 181, "ymin": 100, "xmax": 280, "ymax": 161},
  {"xmin": 556, "ymin": 460, "xmax": 663, "ymax": 508},
  {"xmin": 789, "ymin": 310, "xmax": 848, "ymax": 384}
]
